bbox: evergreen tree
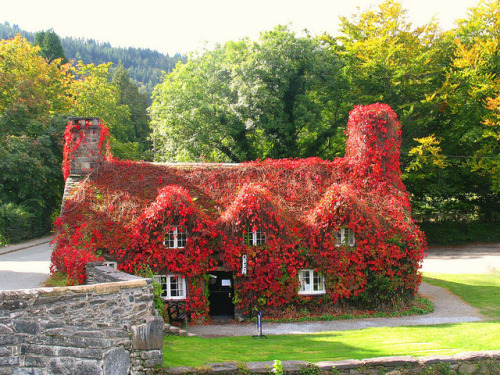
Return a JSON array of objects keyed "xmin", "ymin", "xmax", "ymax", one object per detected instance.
[{"xmin": 34, "ymin": 29, "xmax": 68, "ymax": 64}]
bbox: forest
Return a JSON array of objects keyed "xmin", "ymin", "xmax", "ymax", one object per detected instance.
[
  {"xmin": 0, "ymin": 0, "xmax": 498, "ymax": 246},
  {"xmin": 0, "ymin": 22, "xmax": 185, "ymax": 95}
]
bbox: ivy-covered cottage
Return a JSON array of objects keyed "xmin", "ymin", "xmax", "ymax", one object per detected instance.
[{"xmin": 53, "ymin": 104, "xmax": 426, "ymax": 321}]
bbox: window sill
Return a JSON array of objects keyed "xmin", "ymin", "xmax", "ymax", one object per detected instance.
[
  {"xmin": 298, "ymin": 291, "xmax": 326, "ymax": 296},
  {"xmin": 161, "ymin": 297, "xmax": 186, "ymax": 301}
]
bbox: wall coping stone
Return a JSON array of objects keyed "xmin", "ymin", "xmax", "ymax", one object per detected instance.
[
  {"xmin": 162, "ymin": 351, "xmax": 500, "ymax": 374},
  {"xmin": 0, "ymin": 279, "xmax": 149, "ymax": 301}
]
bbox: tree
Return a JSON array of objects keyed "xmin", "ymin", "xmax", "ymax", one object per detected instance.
[
  {"xmin": 151, "ymin": 26, "xmax": 347, "ymax": 162},
  {"xmin": 323, "ymin": 0, "xmax": 447, "ymax": 151},
  {"xmin": 112, "ymin": 64, "xmax": 152, "ymax": 159},
  {"xmin": 34, "ymin": 29, "xmax": 68, "ymax": 64},
  {"xmin": 415, "ymin": 0, "xmax": 500, "ymax": 221},
  {"xmin": 69, "ymin": 61, "xmax": 131, "ymax": 157},
  {"xmin": 0, "ymin": 35, "xmax": 71, "ymax": 125},
  {"xmin": 0, "ymin": 36, "xmax": 72, "ymax": 244},
  {"xmin": 442, "ymin": 0, "xmax": 500, "ymax": 194}
]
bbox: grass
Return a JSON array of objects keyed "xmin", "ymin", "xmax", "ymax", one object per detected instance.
[
  {"xmin": 43, "ymin": 271, "xmax": 69, "ymax": 287},
  {"xmin": 422, "ymin": 272, "xmax": 500, "ymax": 319},
  {"xmin": 163, "ymin": 272, "xmax": 500, "ymax": 368},
  {"xmin": 163, "ymin": 321, "xmax": 499, "ymax": 367}
]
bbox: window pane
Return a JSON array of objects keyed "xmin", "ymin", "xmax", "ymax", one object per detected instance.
[
  {"xmin": 334, "ymin": 230, "xmax": 342, "ymax": 246},
  {"xmin": 165, "ymin": 226, "xmax": 187, "ymax": 248},
  {"xmin": 167, "ymin": 229, "xmax": 176, "ymax": 248},
  {"xmin": 255, "ymin": 229, "xmax": 266, "ymax": 245},
  {"xmin": 169, "ymin": 275, "xmax": 185, "ymax": 298},
  {"xmin": 313, "ymin": 274, "xmax": 325, "ymax": 291},
  {"xmin": 177, "ymin": 228, "xmax": 187, "ymax": 248}
]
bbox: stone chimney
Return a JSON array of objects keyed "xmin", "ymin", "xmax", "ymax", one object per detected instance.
[
  {"xmin": 61, "ymin": 117, "xmax": 105, "ymax": 211},
  {"xmin": 66, "ymin": 117, "xmax": 104, "ymax": 177}
]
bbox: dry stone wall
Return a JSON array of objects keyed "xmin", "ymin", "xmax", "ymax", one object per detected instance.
[
  {"xmin": 163, "ymin": 351, "xmax": 500, "ymax": 374},
  {"xmin": 0, "ymin": 265, "xmax": 163, "ymax": 375}
]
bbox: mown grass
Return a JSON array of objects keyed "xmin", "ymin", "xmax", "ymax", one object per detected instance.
[
  {"xmin": 163, "ymin": 321, "xmax": 499, "ymax": 367},
  {"xmin": 422, "ymin": 272, "xmax": 500, "ymax": 319},
  {"xmin": 163, "ymin": 272, "xmax": 500, "ymax": 368}
]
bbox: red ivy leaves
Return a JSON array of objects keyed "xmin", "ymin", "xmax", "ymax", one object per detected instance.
[
  {"xmin": 53, "ymin": 104, "xmax": 426, "ymax": 319},
  {"xmin": 62, "ymin": 118, "xmax": 110, "ymax": 180}
]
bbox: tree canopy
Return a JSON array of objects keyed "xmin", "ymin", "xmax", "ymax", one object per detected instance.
[
  {"xmin": 151, "ymin": 0, "xmax": 499, "ymax": 223},
  {"xmin": 151, "ymin": 26, "xmax": 348, "ymax": 162}
]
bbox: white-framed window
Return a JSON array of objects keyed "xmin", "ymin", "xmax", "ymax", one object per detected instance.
[
  {"xmin": 164, "ymin": 226, "xmax": 188, "ymax": 249},
  {"xmin": 334, "ymin": 227, "xmax": 356, "ymax": 247},
  {"xmin": 153, "ymin": 274, "xmax": 187, "ymax": 300},
  {"xmin": 245, "ymin": 227, "xmax": 266, "ymax": 246},
  {"xmin": 298, "ymin": 269, "xmax": 325, "ymax": 295}
]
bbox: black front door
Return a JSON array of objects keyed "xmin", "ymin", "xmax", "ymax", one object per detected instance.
[{"xmin": 208, "ymin": 271, "xmax": 234, "ymax": 317}]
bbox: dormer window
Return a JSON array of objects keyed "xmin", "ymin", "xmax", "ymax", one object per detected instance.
[
  {"xmin": 164, "ymin": 226, "xmax": 188, "ymax": 249},
  {"xmin": 335, "ymin": 227, "xmax": 355, "ymax": 247},
  {"xmin": 245, "ymin": 227, "xmax": 266, "ymax": 246}
]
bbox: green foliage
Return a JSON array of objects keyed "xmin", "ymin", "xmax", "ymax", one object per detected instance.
[
  {"xmin": 0, "ymin": 115, "xmax": 66, "ymax": 244},
  {"xmin": 151, "ymin": 25, "xmax": 348, "ymax": 162},
  {"xmin": 43, "ymin": 271, "xmax": 70, "ymax": 287},
  {"xmin": 112, "ymin": 64, "xmax": 152, "ymax": 160},
  {"xmin": 420, "ymin": 221, "xmax": 500, "ymax": 245},
  {"xmin": 0, "ymin": 202, "xmax": 35, "ymax": 245},
  {"xmin": 34, "ymin": 29, "xmax": 68, "ymax": 64},
  {"xmin": 0, "ymin": 22, "xmax": 184, "ymax": 96},
  {"xmin": 350, "ymin": 272, "xmax": 412, "ymax": 309}
]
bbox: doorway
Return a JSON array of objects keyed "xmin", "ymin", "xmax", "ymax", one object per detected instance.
[{"xmin": 208, "ymin": 271, "xmax": 234, "ymax": 318}]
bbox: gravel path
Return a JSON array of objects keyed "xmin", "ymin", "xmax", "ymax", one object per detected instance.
[{"xmin": 187, "ymin": 281, "xmax": 485, "ymax": 337}]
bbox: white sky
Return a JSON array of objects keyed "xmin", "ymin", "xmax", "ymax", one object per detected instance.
[{"xmin": 2, "ymin": 0, "xmax": 480, "ymax": 56}]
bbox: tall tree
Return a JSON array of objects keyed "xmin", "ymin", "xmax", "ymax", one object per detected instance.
[
  {"xmin": 151, "ymin": 26, "xmax": 347, "ymax": 162},
  {"xmin": 34, "ymin": 29, "xmax": 68, "ymax": 64},
  {"xmin": 0, "ymin": 35, "xmax": 71, "ymax": 126},
  {"xmin": 0, "ymin": 36, "xmax": 71, "ymax": 243},
  {"xmin": 323, "ymin": 0, "xmax": 447, "ymax": 150},
  {"xmin": 112, "ymin": 64, "xmax": 152, "ymax": 159}
]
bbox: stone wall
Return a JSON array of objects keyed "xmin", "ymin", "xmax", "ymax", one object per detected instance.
[
  {"xmin": 163, "ymin": 351, "xmax": 500, "ymax": 374},
  {"xmin": 0, "ymin": 265, "xmax": 163, "ymax": 375}
]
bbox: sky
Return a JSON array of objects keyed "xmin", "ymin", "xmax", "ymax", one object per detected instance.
[{"xmin": 2, "ymin": 0, "xmax": 480, "ymax": 56}]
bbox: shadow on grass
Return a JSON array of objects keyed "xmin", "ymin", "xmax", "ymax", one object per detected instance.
[
  {"xmin": 163, "ymin": 320, "xmax": 500, "ymax": 368},
  {"xmin": 163, "ymin": 333, "xmax": 380, "ymax": 367}
]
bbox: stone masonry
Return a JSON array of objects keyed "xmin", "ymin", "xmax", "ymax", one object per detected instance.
[
  {"xmin": 0, "ymin": 266, "xmax": 163, "ymax": 375},
  {"xmin": 162, "ymin": 351, "xmax": 500, "ymax": 374}
]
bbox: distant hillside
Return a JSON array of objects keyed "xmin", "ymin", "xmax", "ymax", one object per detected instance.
[{"xmin": 0, "ymin": 22, "xmax": 185, "ymax": 95}]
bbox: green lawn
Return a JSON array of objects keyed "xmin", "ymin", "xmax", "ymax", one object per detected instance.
[
  {"xmin": 163, "ymin": 273, "xmax": 500, "ymax": 368},
  {"xmin": 422, "ymin": 273, "xmax": 500, "ymax": 319}
]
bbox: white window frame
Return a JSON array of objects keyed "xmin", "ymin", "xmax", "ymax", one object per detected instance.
[
  {"xmin": 245, "ymin": 227, "xmax": 266, "ymax": 246},
  {"xmin": 164, "ymin": 226, "xmax": 188, "ymax": 249},
  {"xmin": 298, "ymin": 269, "xmax": 325, "ymax": 295},
  {"xmin": 334, "ymin": 227, "xmax": 356, "ymax": 247},
  {"xmin": 153, "ymin": 274, "xmax": 187, "ymax": 300}
]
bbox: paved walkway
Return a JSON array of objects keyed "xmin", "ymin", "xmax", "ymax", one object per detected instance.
[
  {"xmin": 0, "ymin": 236, "xmax": 52, "ymax": 290},
  {"xmin": 422, "ymin": 243, "xmax": 499, "ymax": 274}
]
